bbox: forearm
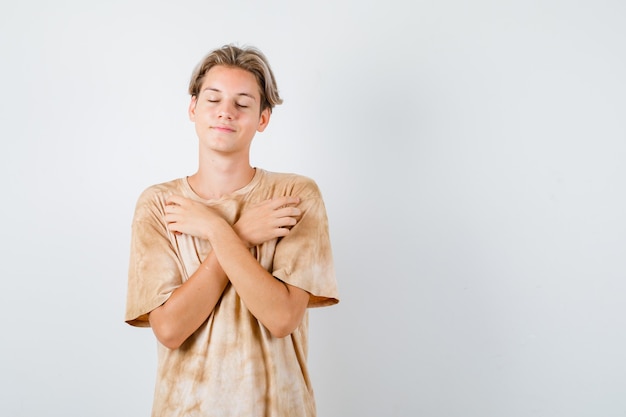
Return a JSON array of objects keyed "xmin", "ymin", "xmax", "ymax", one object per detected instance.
[
  {"xmin": 206, "ymin": 217, "xmax": 308, "ymax": 338},
  {"xmin": 149, "ymin": 251, "xmax": 228, "ymax": 349}
]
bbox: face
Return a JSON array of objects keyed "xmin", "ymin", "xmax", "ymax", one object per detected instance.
[{"xmin": 189, "ymin": 65, "xmax": 270, "ymax": 156}]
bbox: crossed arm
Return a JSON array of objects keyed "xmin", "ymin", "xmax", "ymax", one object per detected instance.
[{"xmin": 148, "ymin": 196, "xmax": 309, "ymax": 349}]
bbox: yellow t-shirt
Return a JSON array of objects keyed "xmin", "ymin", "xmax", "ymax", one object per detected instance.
[{"xmin": 125, "ymin": 168, "xmax": 339, "ymax": 417}]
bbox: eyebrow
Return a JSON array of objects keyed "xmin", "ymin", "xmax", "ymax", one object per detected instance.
[{"xmin": 202, "ymin": 87, "xmax": 257, "ymax": 101}]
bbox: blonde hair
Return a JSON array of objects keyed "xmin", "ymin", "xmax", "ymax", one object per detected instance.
[{"xmin": 188, "ymin": 44, "xmax": 283, "ymax": 112}]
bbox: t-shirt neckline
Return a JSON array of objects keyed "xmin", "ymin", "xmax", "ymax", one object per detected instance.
[{"xmin": 180, "ymin": 168, "xmax": 264, "ymax": 202}]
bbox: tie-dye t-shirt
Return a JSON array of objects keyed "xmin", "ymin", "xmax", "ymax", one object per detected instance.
[{"xmin": 125, "ymin": 168, "xmax": 339, "ymax": 417}]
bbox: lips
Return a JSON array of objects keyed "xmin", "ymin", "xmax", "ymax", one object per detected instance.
[{"xmin": 213, "ymin": 125, "xmax": 235, "ymax": 133}]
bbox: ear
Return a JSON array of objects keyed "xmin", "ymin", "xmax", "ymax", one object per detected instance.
[
  {"xmin": 188, "ymin": 96, "xmax": 198, "ymax": 121},
  {"xmin": 257, "ymin": 108, "xmax": 271, "ymax": 132}
]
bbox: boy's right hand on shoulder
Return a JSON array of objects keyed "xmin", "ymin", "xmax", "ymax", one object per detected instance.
[{"xmin": 233, "ymin": 196, "xmax": 301, "ymax": 247}]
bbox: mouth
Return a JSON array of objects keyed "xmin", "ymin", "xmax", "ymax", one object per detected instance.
[{"xmin": 213, "ymin": 125, "xmax": 235, "ymax": 133}]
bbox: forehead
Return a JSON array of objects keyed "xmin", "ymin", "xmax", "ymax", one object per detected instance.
[{"xmin": 200, "ymin": 65, "xmax": 261, "ymax": 98}]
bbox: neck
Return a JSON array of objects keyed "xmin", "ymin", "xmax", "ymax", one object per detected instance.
[{"xmin": 188, "ymin": 153, "xmax": 255, "ymax": 200}]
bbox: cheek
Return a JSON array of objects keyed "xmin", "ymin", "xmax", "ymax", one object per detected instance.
[{"xmin": 194, "ymin": 108, "xmax": 215, "ymax": 121}]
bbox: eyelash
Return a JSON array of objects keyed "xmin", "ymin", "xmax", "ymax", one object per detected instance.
[{"xmin": 207, "ymin": 99, "xmax": 248, "ymax": 108}]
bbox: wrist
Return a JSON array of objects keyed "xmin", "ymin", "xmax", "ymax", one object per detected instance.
[
  {"xmin": 204, "ymin": 215, "xmax": 236, "ymax": 243},
  {"xmin": 232, "ymin": 222, "xmax": 252, "ymax": 248},
  {"xmin": 203, "ymin": 216, "xmax": 221, "ymax": 241}
]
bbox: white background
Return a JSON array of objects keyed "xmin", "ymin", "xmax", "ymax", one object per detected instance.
[{"xmin": 1, "ymin": 1, "xmax": 625, "ymax": 416}]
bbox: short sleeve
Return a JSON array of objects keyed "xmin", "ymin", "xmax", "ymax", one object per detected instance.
[
  {"xmin": 125, "ymin": 188, "xmax": 184, "ymax": 327},
  {"xmin": 272, "ymin": 179, "xmax": 339, "ymax": 308}
]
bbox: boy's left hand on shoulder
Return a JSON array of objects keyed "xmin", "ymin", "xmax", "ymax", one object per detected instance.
[{"xmin": 233, "ymin": 196, "xmax": 301, "ymax": 247}]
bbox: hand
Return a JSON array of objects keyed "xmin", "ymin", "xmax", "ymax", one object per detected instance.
[
  {"xmin": 164, "ymin": 194, "xmax": 220, "ymax": 239},
  {"xmin": 233, "ymin": 196, "xmax": 301, "ymax": 247}
]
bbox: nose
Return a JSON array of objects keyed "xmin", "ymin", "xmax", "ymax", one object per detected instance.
[{"xmin": 218, "ymin": 101, "xmax": 235, "ymax": 119}]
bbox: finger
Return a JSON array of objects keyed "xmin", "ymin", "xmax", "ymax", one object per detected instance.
[
  {"xmin": 165, "ymin": 194, "xmax": 186, "ymax": 206},
  {"xmin": 283, "ymin": 196, "xmax": 300, "ymax": 206},
  {"xmin": 274, "ymin": 227, "xmax": 291, "ymax": 238},
  {"xmin": 278, "ymin": 217, "xmax": 298, "ymax": 228},
  {"xmin": 167, "ymin": 222, "xmax": 183, "ymax": 235},
  {"xmin": 166, "ymin": 219, "xmax": 184, "ymax": 234},
  {"xmin": 270, "ymin": 196, "xmax": 300, "ymax": 208},
  {"xmin": 275, "ymin": 206, "xmax": 301, "ymax": 218},
  {"xmin": 164, "ymin": 204, "xmax": 186, "ymax": 216},
  {"xmin": 164, "ymin": 213, "xmax": 185, "ymax": 225}
]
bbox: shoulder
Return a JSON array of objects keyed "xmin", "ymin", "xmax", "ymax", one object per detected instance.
[
  {"xmin": 133, "ymin": 178, "xmax": 184, "ymax": 222},
  {"xmin": 136, "ymin": 178, "xmax": 181, "ymax": 201},
  {"xmin": 257, "ymin": 169, "xmax": 322, "ymax": 199}
]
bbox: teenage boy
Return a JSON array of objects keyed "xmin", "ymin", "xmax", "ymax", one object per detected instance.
[{"xmin": 125, "ymin": 44, "xmax": 339, "ymax": 417}]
